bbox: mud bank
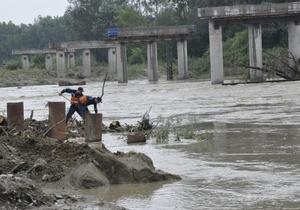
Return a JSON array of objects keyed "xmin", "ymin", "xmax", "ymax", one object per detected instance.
[{"xmin": 0, "ymin": 119, "xmax": 180, "ymax": 209}]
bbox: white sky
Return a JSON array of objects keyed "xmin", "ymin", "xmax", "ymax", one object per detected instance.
[{"xmin": 0, "ymin": 0, "xmax": 69, "ymax": 25}]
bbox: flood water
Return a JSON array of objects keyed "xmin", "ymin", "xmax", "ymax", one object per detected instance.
[{"xmin": 1, "ymin": 80, "xmax": 300, "ymax": 209}]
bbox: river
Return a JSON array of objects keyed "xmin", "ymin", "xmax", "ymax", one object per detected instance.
[{"xmin": 1, "ymin": 80, "xmax": 299, "ymax": 209}]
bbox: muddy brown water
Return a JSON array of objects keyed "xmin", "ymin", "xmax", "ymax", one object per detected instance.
[{"xmin": 1, "ymin": 80, "xmax": 300, "ymax": 209}]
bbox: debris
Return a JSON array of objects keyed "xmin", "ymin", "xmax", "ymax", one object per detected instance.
[
  {"xmin": 0, "ymin": 116, "xmax": 7, "ymax": 126},
  {"xmin": 127, "ymin": 133, "xmax": 146, "ymax": 144},
  {"xmin": 58, "ymin": 80, "xmax": 86, "ymax": 86}
]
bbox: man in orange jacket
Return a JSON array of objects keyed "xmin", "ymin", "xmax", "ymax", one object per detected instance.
[
  {"xmin": 59, "ymin": 87, "xmax": 102, "ymax": 123},
  {"xmin": 59, "ymin": 87, "xmax": 86, "ymax": 123}
]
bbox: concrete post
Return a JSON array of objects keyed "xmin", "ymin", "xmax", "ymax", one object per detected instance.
[
  {"xmin": 67, "ymin": 52, "xmax": 75, "ymax": 69},
  {"xmin": 45, "ymin": 54, "xmax": 53, "ymax": 71},
  {"xmin": 108, "ymin": 48, "xmax": 117, "ymax": 80},
  {"xmin": 7, "ymin": 102, "xmax": 24, "ymax": 131},
  {"xmin": 21, "ymin": 55, "xmax": 30, "ymax": 70},
  {"xmin": 147, "ymin": 41, "xmax": 159, "ymax": 81},
  {"xmin": 177, "ymin": 40, "xmax": 189, "ymax": 79},
  {"xmin": 84, "ymin": 113, "xmax": 102, "ymax": 143},
  {"xmin": 56, "ymin": 51, "xmax": 66, "ymax": 78},
  {"xmin": 209, "ymin": 20, "xmax": 224, "ymax": 84},
  {"xmin": 248, "ymin": 24, "xmax": 263, "ymax": 82},
  {"xmin": 48, "ymin": 102, "xmax": 66, "ymax": 141},
  {"xmin": 288, "ymin": 21, "xmax": 300, "ymax": 67},
  {"xmin": 116, "ymin": 43, "xmax": 128, "ymax": 83},
  {"xmin": 83, "ymin": 49, "xmax": 91, "ymax": 77}
]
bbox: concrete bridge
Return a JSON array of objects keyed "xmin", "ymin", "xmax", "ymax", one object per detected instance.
[
  {"xmin": 12, "ymin": 25, "xmax": 195, "ymax": 83},
  {"xmin": 198, "ymin": 2, "xmax": 300, "ymax": 84},
  {"xmin": 12, "ymin": 41, "xmax": 118, "ymax": 80}
]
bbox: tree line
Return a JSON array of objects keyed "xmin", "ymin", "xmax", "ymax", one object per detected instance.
[{"xmin": 0, "ymin": 0, "xmax": 295, "ymax": 68}]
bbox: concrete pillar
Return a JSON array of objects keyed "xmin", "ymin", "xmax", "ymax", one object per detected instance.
[
  {"xmin": 45, "ymin": 54, "xmax": 53, "ymax": 71},
  {"xmin": 21, "ymin": 55, "xmax": 30, "ymax": 70},
  {"xmin": 84, "ymin": 113, "xmax": 102, "ymax": 142},
  {"xmin": 147, "ymin": 41, "xmax": 159, "ymax": 81},
  {"xmin": 116, "ymin": 43, "xmax": 128, "ymax": 83},
  {"xmin": 209, "ymin": 20, "xmax": 224, "ymax": 84},
  {"xmin": 288, "ymin": 21, "xmax": 300, "ymax": 67},
  {"xmin": 7, "ymin": 102, "xmax": 24, "ymax": 131},
  {"xmin": 177, "ymin": 40, "xmax": 189, "ymax": 79},
  {"xmin": 67, "ymin": 52, "xmax": 75, "ymax": 69},
  {"xmin": 248, "ymin": 24, "xmax": 263, "ymax": 82},
  {"xmin": 48, "ymin": 102, "xmax": 66, "ymax": 141},
  {"xmin": 56, "ymin": 51, "xmax": 66, "ymax": 78},
  {"xmin": 83, "ymin": 49, "xmax": 91, "ymax": 77},
  {"xmin": 108, "ymin": 48, "xmax": 117, "ymax": 80}
]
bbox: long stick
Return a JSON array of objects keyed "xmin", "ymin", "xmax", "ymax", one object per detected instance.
[
  {"xmin": 57, "ymin": 91, "xmax": 71, "ymax": 102},
  {"xmin": 100, "ymin": 72, "xmax": 108, "ymax": 98},
  {"xmin": 42, "ymin": 118, "xmax": 65, "ymax": 137}
]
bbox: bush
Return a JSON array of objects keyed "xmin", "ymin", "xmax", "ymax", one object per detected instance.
[
  {"xmin": 5, "ymin": 59, "xmax": 21, "ymax": 70},
  {"xmin": 128, "ymin": 47, "xmax": 145, "ymax": 64},
  {"xmin": 31, "ymin": 55, "xmax": 45, "ymax": 69}
]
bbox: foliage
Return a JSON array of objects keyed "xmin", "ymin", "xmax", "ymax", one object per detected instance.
[
  {"xmin": 223, "ymin": 30, "xmax": 249, "ymax": 69},
  {"xmin": 128, "ymin": 47, "xmax": 146, "ymax": 64},
  {"xmin": 128, "ymin": 63, "xmax": 147, "ymax": 79},
  {"xmin": 115, "ymin": 7, "xmax": 148, "ymax": 27},
  {"xmin": 31, "ymin": 55, "xmax": 45, "ymax": 69},
  {"xmin": 5, "ymin": 59, "xmax": 21, "ymax": 70}
]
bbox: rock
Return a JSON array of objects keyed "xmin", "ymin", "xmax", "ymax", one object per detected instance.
[
  {"xmin": 69, "ymin": 162, "xmax": 109, "ymax": 189},
  {"xmin": 27, "ymin": 158, "xmax": 47, "ymax": 178}
]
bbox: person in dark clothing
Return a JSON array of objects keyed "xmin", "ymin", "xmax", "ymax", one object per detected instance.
[
  {"xmin": 59, "ymin": 87, "xmax": 86, "ymax": 123},
  {"xmin": 59, "ymin": 87, "xmax": 103, "ymax": 123}
]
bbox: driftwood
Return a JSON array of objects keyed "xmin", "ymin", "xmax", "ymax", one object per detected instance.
[
  {"xmin": 243, "ymin": 50, "xmax": 300, "ymax": 81},
  {"xmin": 127, "ymin": 133, "xmax": 146, "ymax": 144},
  {"xmin": 58, "ymin": 80, "xmax": 86, "ymax": 86}
]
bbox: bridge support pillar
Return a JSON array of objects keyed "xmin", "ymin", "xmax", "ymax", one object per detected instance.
[
  {"xmin": 83, "ymin": 49, "xmax": 91, "ymax": 77},
  {"xmin": 248, "ymin": 24, "xmax": 263, "ymax": 82},
  {"xmin": 108, "ymin": 48, "xmax": 117, "ymax": 80},
  {"xmin": 67, "ymin": 52, "xmax": 75, "ymax": 69},
  {"xmin": 209, "ymin": 20, "xmax": 224, "ymax": 84},
  {"xmin": 56, "ymin": 51, "xmax": 66, "ymax": 78},
  {"xmin": 177, "ymin": 40, "xmax": 189, "ymax": 79},
  {"xmin": 45, "ymin": 54, "xmax": 53, "ymax": 71},
  {"xmin": 21, "ymin": 55, "xmax": 30, "ymax": 70},
  {"xmin": 116, "ymin": 43, "xmax": 128, "ymax": 83},
  {"xmin": 147, "ymin": 41, "xmax": 159, "ymax": 81},
  {"xmin": 288, "ymin": 21, "xmax": 300, "ymax": 68}
]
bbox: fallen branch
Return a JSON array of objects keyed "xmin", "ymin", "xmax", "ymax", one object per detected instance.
[{"xmin": 42, "ymin": 119, "xmax": 65, "ymax": 137}]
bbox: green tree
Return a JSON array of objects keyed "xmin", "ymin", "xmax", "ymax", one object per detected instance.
[{"xmin": 115, "ymin": 7, "xmax": 148, "ymax": 27}]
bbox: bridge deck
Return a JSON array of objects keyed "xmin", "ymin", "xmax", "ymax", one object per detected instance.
[
  {"xmin": 198, "ymin": 2, "xmax": 300, "ymax": 24},
  {"xmin": 108, "ymin": 25, "xmax": 195, "ymax": 42},
  {"xmin": 58, "ymin": 41, "xmax": 117, "ymax": 50},
  {"xmin": 12, "ymin": 49, "xmax": 56, "ymax": 55}
]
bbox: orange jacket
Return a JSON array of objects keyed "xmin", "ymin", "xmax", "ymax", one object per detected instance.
[
  {"xmin": 79, "ymin": 95, "xmax": 88, "ymax": 105},
  {"xmin": 71, "ymin": 96, "xmax": 80, "ymax": 105}
]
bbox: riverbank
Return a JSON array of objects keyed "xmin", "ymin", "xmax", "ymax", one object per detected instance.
[
  {"xmin": 0, "ymin": 65, "xmax": 148, "ymax": 88},
  {"xmin": 0, "ymin": 119, "xmax": 180, "ymax": 209}
]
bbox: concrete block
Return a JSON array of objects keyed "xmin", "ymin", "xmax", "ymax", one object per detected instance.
[
  {"xmin": 7, "ymin": 102, "xmax": 24, "ymax": 131},
  {"xmin": 48, "ymin": 102, "xmax": 66, "ymax": 140},
  {"xmin": 84, "ymin": 113, "xmax": 102, "ymax": 143}
]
